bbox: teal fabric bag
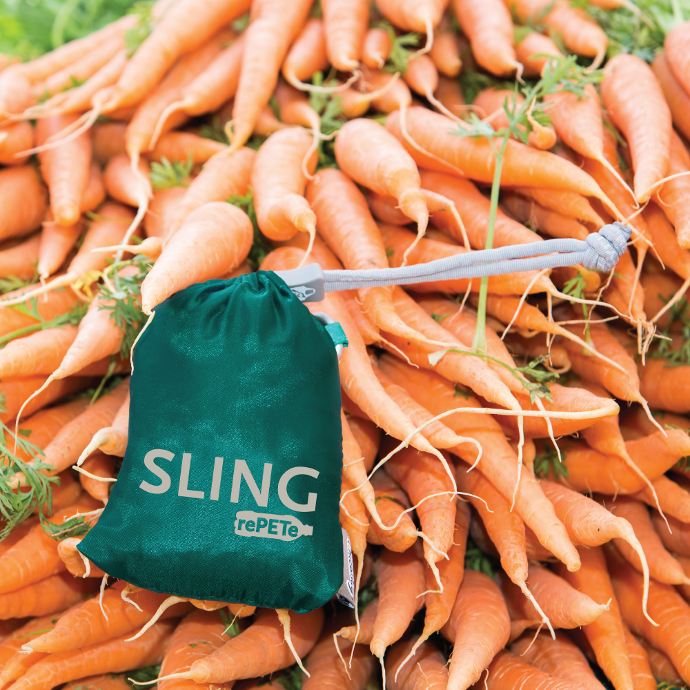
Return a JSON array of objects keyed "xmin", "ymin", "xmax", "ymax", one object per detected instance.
[{"xmin": 78, "ymin": 272, "xmax": 345, "ymax": 613}]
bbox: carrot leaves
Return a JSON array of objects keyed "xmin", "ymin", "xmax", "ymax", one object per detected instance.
[
  {"xmin": 0, "ymin": 392, "xmax": 58, "ymax": 540},
  {"xmin": 0, "ymin": 299, "xmax": 88, "ymax": 347},
  {"xmin": 128, "ymin": 665, "xmax": 161, "ymax": 688},
  {"xmin": 228, "ymin": 187, "xmax": 273, "ymax": 269},
  {"xmin": 380, "ymin": 24, "xmax": 420, "ymax": 75},
  {"xmin": 648, "ymin": 296, "xmax": 690, "ymax": 366},
  {"xmin": 149, "ymin": 155, "xmax": 193, "ymax": 190},
  {"xmin": 534, "ymin": 443, "xmax": 568, "ymax": 479},
  {"xmin": 464, "ymin": 538, "xmax": 496, "ymax": 577},
  {"xmin": 98, "ymin": 255, "xmax": 150, "ymax": 359},
  {"xmin": 563, "ymin": 272, "xmax": 593, "ymax": 345},
  {"xmin": 42, "ymin": 513, "xmax": 93, "ymax": 541},
  {"xmin": 124, "ymin": 0, "xmax": 154, "ymax": 57},
  {"xmin": 0, "ymin": 271, "xmax": 37, "ymax": 295}
]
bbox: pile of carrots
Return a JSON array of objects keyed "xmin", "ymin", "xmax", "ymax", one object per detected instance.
[{"xmin": 4, "ymin": 0, "xmax": 690, "ymax": 688}]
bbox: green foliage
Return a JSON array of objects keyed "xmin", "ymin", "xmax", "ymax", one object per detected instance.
[
  {"xmin": 358, "ymin": 573, "xmax": 377, "ymax": 611},
  {"xmin": 515, "ymin": 355, "xmax": 560, "ymax": 403},
  {"xmin": 0, "ymin": 0, "xmax": 137, "ymax": 60},
  {"xmin": 98, "ymin": 255, "xmax": 151, "ymax": 359},
  {"xmin": 124, "ymin": 0, "xmax": 154, "ymax": 57},
  {"xmin": 199, "ymin": 116, "xmax": 229, "ymax": 145},
  {"xmin": 227, "ymin": 188, "xmax": 271, "ymax": 269},
  {"xmin": 127, "ymin": 665, "xmax": 161, "ymax": 688},
  {"xmin": 231, "ymin": 11, "xmax": 249, "ymax": 32},
  {"xmin": 43, "ymin": 513, "xmax": 93, "ymax": 541},
  {"xmin": 373, "ymin": 20, "xmax": 421, "ymax": 74},
  {"xmin": 430, "ymin": 312, "xmax": 447, "ymax": 323},
  {"xmin": 534, "ymin": 442, "xmax": 568, "ymax": 479},
  {"xmin": 649, "ymin": 296, "xmax": 690, "ymax": 366},
  {"xmin": 0, "ymin": 299, "xmax": 88, "ymax": 347},
  {"xmin": 572, "ymin": 0, "xmax": 690, "ymax": 63},
  {"xmin": 0, "ymin": 393, "xmax": 59, "ymax": 540},
  {"xmin": 275, "ymin": 666, "xmax": 304, "ymax": 690},
  {"xmin": 453, "ymin": 383, "xmax": 471, "ymax": 399},
  {"xmin": 0, "ymin": 271, "xmax": 37, "ymax": 295},
  {"xmin": 308, "ymin": 71, "xmax": 345, "ymax": 169},
  {"xmin": 458, "ymin": 69, "xmax": 505, "ymax": 105},
  {"xmin": 562, "ymin": 271, "xmax": 592, "ymax": 344},
  {"xmin": 464, "ymin": 538, "xmax": 496, "ymax": 577},
  {"xmin": 218, "ymin": 607, "xmax": 241, "ymax": 637},
  {"xmin": 149, "ymin": 155, "xmax": 193, "ymax": 190}
]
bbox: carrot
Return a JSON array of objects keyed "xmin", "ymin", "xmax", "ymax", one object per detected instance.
[
  {"xmin": 433, "ymin": 75, "xmax": 465, "ymax": 118},
  {"xmin": 0, "ymin": 234, "xmax": 40, "ymax": 280},
  {"xmin": 555, "ymin": 430, "xmax": 690, "ymax": 494},
  {"xmin": 162, "ymin": 608, "xmax": 323, "ymax": 683},
  {"xmin": 441, "ymin": 569, "xmax": 510, "ymax": 690},
  {"xmin": 0, "ymin": 167, "xmax": 48, "ymax": 243},
  {"xmin": 370, "ymin": 543, "xmax": 427, "ymax": 666},
  {"xmin": 103, "ymin": 154, "xmax": 151, "ymax": 208},
  {"xmin": 148, "ymin": 132, "xmax": 226, "ymax": 164},
  {"xmin": 0, "ymin": 121, "xmax": 33, "ymax": 166},
  {"xmin": 602, "ymin": 249, "xmax": 647, "ymax": 330},
  {"xmin": 259, "ymin": 247, "xmax": 455, "ymax": 466},
  {"xmin": 374, "ymin": 364, "xmax": 471, "ymax": 449},
  {"xmin": 508, "ymin": 0, "xmax": 607, "ymax": 67},
  {"xmin": 306, "ymin": 168, "xmax": 439, "ymax": 344},
  {"xmin": 11, "ymin": 380, "xmax": 129, "ymax": 487},
  {"xmin": 141, "ymin": 201, "xmax": 252, "ymax": 314},
  {"xmin": 484, "ymin": 650, "xmax": 587, "ymax": 690},
  {"xmin": 101, "ymin": 0, "xmax": 249, "ymax": 113},
  {"xmin": 387, "ymin": 107, "xmax": 620, "ymax": 215},
  {"xmin": 367, "ymin": 471, "xmax": 419, "ymax": 552},
  {"xmin": 665, "ymin": 20, "xmax": 690, "ymax": 100},
  {"xmin": 77, "ymin": 393, "xmax": 129, "ymax": 468},
  {"xmin": 57, "ymin": 537, "xmax": 105, "ymax": 578},
  {"xmin": 556, "ymin": 546, "xmax": 633, "ymax": 690},
  {"xmin": 608, "ymin": 544, "xmax": 690, "ymax": 686},
  {"xmin": 29, "ymin": 582, "xmax": 182, "ymax": 654},
  {"xmin": 387, "ymin": 637, "xmax": 448, "ymax": 690},
  {"xmin": 513, "ymin": 186, "xmax": 604, "ymax": 226},
  {"xmin": 334, "ymin": 118, "xmax": 430, "ymax": 256},
  {"xmin": 386, "ymin": 444, "xmax": 456, "ymax": 578},
  {"xmin": 79, "ymin": 451, "xmax": 115, "ymax": 504},
  {"xmin": 652, "ymin": 51, "xmax": 690, "ymax": 142},
  {"xmin": 282, "ymin": 19, "xmax": 328, "ymax": 90},
  {"xmin": 63, "ymin": 675, "xmax": 132, "ymax": 690},
  {"xmin": 251, "ymin": 127, "xmax": 316, "ymax": 253},
  {"xmin": 601, "ymin": 54, "xmax": 672, "ymax": 203},
  {"xmin": 0, "ymin": 69, "xmax": 35, "ymax": 123},
  {"xmin": 378, "ymin": 354, "xmax": 580, "ymax": 571},
  {"xmin": 620, "ymin": 625, "xmax": 657, "ymax": 690},
  {"xmin": 654, "ymin": 131, "xmax": 690, "ymax": 249},
  {"xmin": 0, "ymin": 326, "xmax": 79, "ymax": 378},
  {"xmin": 37, "ymin": 213, "xmax": 85, "ymax": 281},
  {"xmin": 0, "ymin": 572, "xmax": 93, "ymax": 620},
  {"xmin": 604, "ymin": 496, "xmax": 689, "ymax": 585},
  {"xmin": 634, "ymin": 475, "xmax": 690, "ymax": 524},
  {"xmin": 364, "ymin": 68, "xmax": 413, "ymax": 115},
  {"xmin": 162, "ymin": 148, "xmax": 253, "ymax": 238},
  {"xmin": 515, "ymin": 31, "xmax": 563, "ymax": 77},
  {"xmin": 504, "ymin": 193, "xmax": 589, "ymax": 240},
  {"xmin": 7, "ymin": 621, "xmax": 173, "ymax": 690},
  {"xmin": 0, "ymin": 610, "xmax": 73, "ymax": 669},
  {"xmin": 632, "ymin": 632, "xmax": 681, "ymax": 686},
  {"xmin": 336, "ymin": 599, "xmax": 378, "ymax": 646},
  {"xmin": 158, "ymin": 609, "xmax": 235, "ymax": 690},
  {"xmin": 375, "ymin": 0, "xmax": 442, "ymax": 46},
  {"xmin": 402, "ymin": 55, "xmax": 438, "ymax": 98},
  {"xmin": 362, "ymin": 28, "xmax": 391, "ymax": 69},
  {"xmin": 503, "ymin": 563, "xmax": 609, "ymax": 636},
  {"xmin": 512, "ymin": 631, "xmax": 606, "ymax": 690},
  {"xmin": 652, "ymin": 511, "xmax": 690, "ymax": 557},
  {"xmin": 36, "ymin": 115, "xmax": 92, "ymax": 227},
  {"xmin": 140, "ymin": 186, "xmax": 186, "ymax": 240},
  {"xmin": 302, "ymin": 628, "xmax": 375, "ymax": 690},
  {"xmin": 0, "ymin": 376, "xmax": 90, "ymax": 424},
  {"xmin": 125, "ymin": 36, "xmax": 229, "ymax": 168},
  {"xmin": 10, "ymin": 17, "xmax": 134, "ymax": 85},
  {"xmin": 643, "ymin": 202, "xmax": 690, "ymax": 291},
  {"xmin": 155, "ymin": 39, "xmax": 245, "ymax": 143},
  {"xmin": 227, "ymin": 0, "xmax": 313, "ymax": 150}
]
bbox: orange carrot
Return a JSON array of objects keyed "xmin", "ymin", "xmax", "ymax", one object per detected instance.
[
  {"xmin": 601, "ymin": 54, "xmax": 672, "ymax": 203},
  {"xmin": 515, "ymin": 31, "xmax": 563, "ymax": 77},
  {"xmin": 282, "ymin": 19, "xmax": 328, "ymax": 89},
  {"xmin": 484, "ymin": 649, "xmax": 587, "ymax": 690},
  {"xmin": 79, "ymin": 451, "xmax": 115, "ymax": 503},
  {"xmin": 166, "ymin": 608, "xmax": 323, "ymax": 683},
  {"xmin": 608, "ymin": 544, "xmax": 690, "ymax": 686},
  {"xmin": 557, "ymin": 546, "xmax": 633, "ymax": 690},
  {"xmin": 228, "ymin": 0, "xmax": 312, "ymax": 150},
  {"xmin": 0, "ymin": 234, "xmax": 40, "ymax": 280},
  {"xmin": 0, "ymin": 167, "xmax": 48, "ymax": 242},
  {"xmin": 29, "ymin": 583, "xmax": 184, "ymax": 654},
  {"xmin": 63, "ymin": 675, "xmax": 132, "ymax": 690},
  {"xmin": 375, "ymin": 0, "xmax": 443, "ymax": 41},
  {"xmin": 0, "ymin": 572, "xmax": 93, "ymax": 620},
  {"xmin": 38, "ymin": 213, "xmax": 85, "ymax": 280},
  {"xmin": 370, "ymin": 544, "xmax": 427, "ymax": 664},
  {"xmin": 141, "ymin": 201, "xmax": 252, "ymax": 314},
  {"xmin": 367, "ymin": 471, "xmax": 418, "ymax": 552},
  {"xmin": 362, "ymin": 28, "xmax": 391, "ymax": 69},
  {"xmin": 512, "ymin": 631, "xmax": 606, "ymax": 690},
  {"xmin": 77, "ymin": 392, "xmax": 129, "ymax": 466},
  {"xmin": 665, "ymin": 20, "xmax": 690, "ymax": 101},
  {"xmin": 652, "ymin": 51, "xmax": 690, "ymax": 141},
  {"xmin": 7, "ymin": 622, "xmax": 173, "ymax": 690},
  {"xmin": 433, "ymin": 74, "xmax": 465, "ymax": 117},
  {"xmin": 148, "ymin": 132, "xmax": 226, "ymax": 164},
  {"xmin": 441, "ymin": 569, "xmax": 510, "ymax": 690},
  {"xmin": 0, "ymin": 610, "xmax": 73, "ymax": 669},
  {"xmin": 655, "ymin": 131, "xmax": 690, "ymax": 248},
  {"xmin": 387, "ymin": 637, "xmax": 448, "ymax": 690},
  {"xmin": 429, "ymin": 16, "xmax": 462, "ymax": 77},
  {"xmin": 0, "ymin": 121, "xmax": 34, "ymax": 166},
  {"xmin": 0, "ymin": 326, "xmax": 78, "ymax": 378},
  {"xmin": 387, "ymin": 107, "xmax": 619, "ymax": 215},
  {"xmin": 626, "ymin": 627, "xmax": 676, "ymax": 688},
  {"xmin": 36, "ymin": 115, "xmax": 92, "ymax": 227},
  {"xmin": 251, "ymin": 127, "xmax": 316, "ymax": 249},
  {"xmin": 0, "ymin": 69, "xmax": 35, "ymax": 123},
  {"xmin": 57, "ymin": 537, "xmax": 105, "ymax": 578},
  {"xmin": 634, "ymin": 475, "xmax": 690, "ymax": 524},
  {"xmin": 0, "ymin": 376, "xmax": 90, "ymax": 424}
]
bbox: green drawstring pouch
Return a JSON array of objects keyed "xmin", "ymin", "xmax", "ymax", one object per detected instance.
[{"xmin": 78, "ymin": 272, "xmax": 347, "ymax": 614}]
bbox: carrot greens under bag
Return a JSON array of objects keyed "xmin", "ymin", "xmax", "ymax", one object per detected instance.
[{"xmin": 79, "ymin": 272, "xmax": 346, "ymax": 613}]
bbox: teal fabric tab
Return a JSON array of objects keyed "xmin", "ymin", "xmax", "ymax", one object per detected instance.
[{"xmin": 325, "ymin": 322, "xmax": 348, "ymax": 348}]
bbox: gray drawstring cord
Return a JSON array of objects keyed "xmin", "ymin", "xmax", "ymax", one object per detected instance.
[{"xmin": 275, "ymin": 222, "xmax": 632, "ymax": 303}]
